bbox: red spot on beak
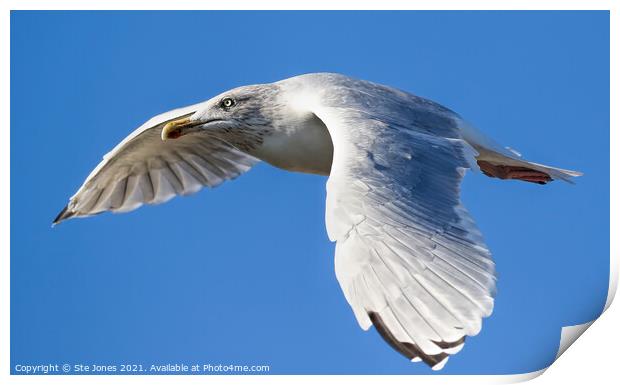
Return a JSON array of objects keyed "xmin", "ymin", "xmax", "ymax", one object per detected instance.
[{"xmin": 167, "ymin": 128, "xmax": 183, "ymax": 139}]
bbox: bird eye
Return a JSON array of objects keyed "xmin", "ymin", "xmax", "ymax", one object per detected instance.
[{"xmin": 221, "ymin": 97, "xmax": 236, "ymax": 109}]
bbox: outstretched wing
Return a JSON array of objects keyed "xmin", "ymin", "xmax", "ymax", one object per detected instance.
[
  {"xmin": 54, "ymin": 104, "xmax": 258, "ymax": 224},
  {"xmin": 307, "ymin": 76, "xmax": 496, "ymax": 370}
]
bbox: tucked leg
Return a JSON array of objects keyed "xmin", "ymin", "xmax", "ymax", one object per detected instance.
[{"xmin": 477, "ymin": 160, "xmax": 552, "ymax": 184}]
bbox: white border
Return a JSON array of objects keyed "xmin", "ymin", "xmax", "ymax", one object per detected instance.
[
  {"xmin": 2, "ymin": 1, "xmax": 615, "ymax": 384},
  {"xmin": 1, "ymin": 0, "xmax": 616, "ymax": 10}
]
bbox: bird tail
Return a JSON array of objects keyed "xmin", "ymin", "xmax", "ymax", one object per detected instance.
[
  {"xmin": 476, "ymin": 153, "xmax": 582, "ymax": 184},
  {"xmin": 458, "ymin": 120, "xmax": 582, "ymax": 184}
]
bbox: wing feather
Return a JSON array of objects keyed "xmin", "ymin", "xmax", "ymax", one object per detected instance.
[
  {"xmin": 54, "ymin": 107, "xmax": 258, "ymax": 224},
  {"xmin": 300, "ymin": 74, "xmax": 497, "ymax": 369}
]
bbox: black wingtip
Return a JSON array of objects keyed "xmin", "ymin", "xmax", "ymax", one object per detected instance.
[
  {"xmin": 52, "ymin": 205, "xmax": 74, "ymax": 226},
  {"xmin": 368, "ymin": 311, "xmax": 455, "ymax": 370}
]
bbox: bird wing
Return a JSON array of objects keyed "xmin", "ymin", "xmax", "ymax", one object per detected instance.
[
  {"xmin": 304, "ymin": 75, "xmax": 496, "ymax": 370},
  {"xmin": 54, "ymin": 104, "xmax": 259, "ymax": 224}
]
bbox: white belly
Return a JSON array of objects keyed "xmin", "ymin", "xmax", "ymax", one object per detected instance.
[{"xmin": 250, "ymin": 113, "xmax": 334, "ymax": 176}]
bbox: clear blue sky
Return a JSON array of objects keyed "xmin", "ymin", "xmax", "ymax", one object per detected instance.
[{"xmin": 11, "ymin": 11, "xmax": 609, "ymax": 375}]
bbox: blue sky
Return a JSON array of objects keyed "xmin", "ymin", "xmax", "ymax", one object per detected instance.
[{"xmin": 11, "ymin": 11, "xmax": 609, "ymax": 375}]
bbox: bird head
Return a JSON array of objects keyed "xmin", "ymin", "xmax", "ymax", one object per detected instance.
[{"xmin": 161, "ymin": 84, "xmax": 282, "ymax": 142}]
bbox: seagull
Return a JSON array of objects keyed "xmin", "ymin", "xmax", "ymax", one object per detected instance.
[{"xmin": 54, "ymin": 73, "xmax": 581, "ymax": 370}]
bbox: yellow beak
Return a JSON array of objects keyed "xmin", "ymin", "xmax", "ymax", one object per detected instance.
[{"xmin": 161, "ymin": 117, "xmax": 197, "ymax": 141}]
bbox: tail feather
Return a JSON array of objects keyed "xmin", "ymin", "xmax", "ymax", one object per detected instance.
[
  {"xmin": 475, "ymin": 151, "xmax": 582, "ymax": 184},
  {"xmin": 458, "ymin": 120, "xmax": 582, "ymax": 184},
  {"xmin": 524, "ymin": 161, "xmax": 583, "ymax": 183}
]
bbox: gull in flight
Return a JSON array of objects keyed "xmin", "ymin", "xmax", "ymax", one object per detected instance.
[{"xmin": 54, "ymin": 73, "xmax": 581, "ymax": 370}]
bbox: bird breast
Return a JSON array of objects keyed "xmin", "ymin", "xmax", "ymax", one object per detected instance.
[{"xmin": 250, "ymin": 112, "xmax": 334, "ymax": 176}]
